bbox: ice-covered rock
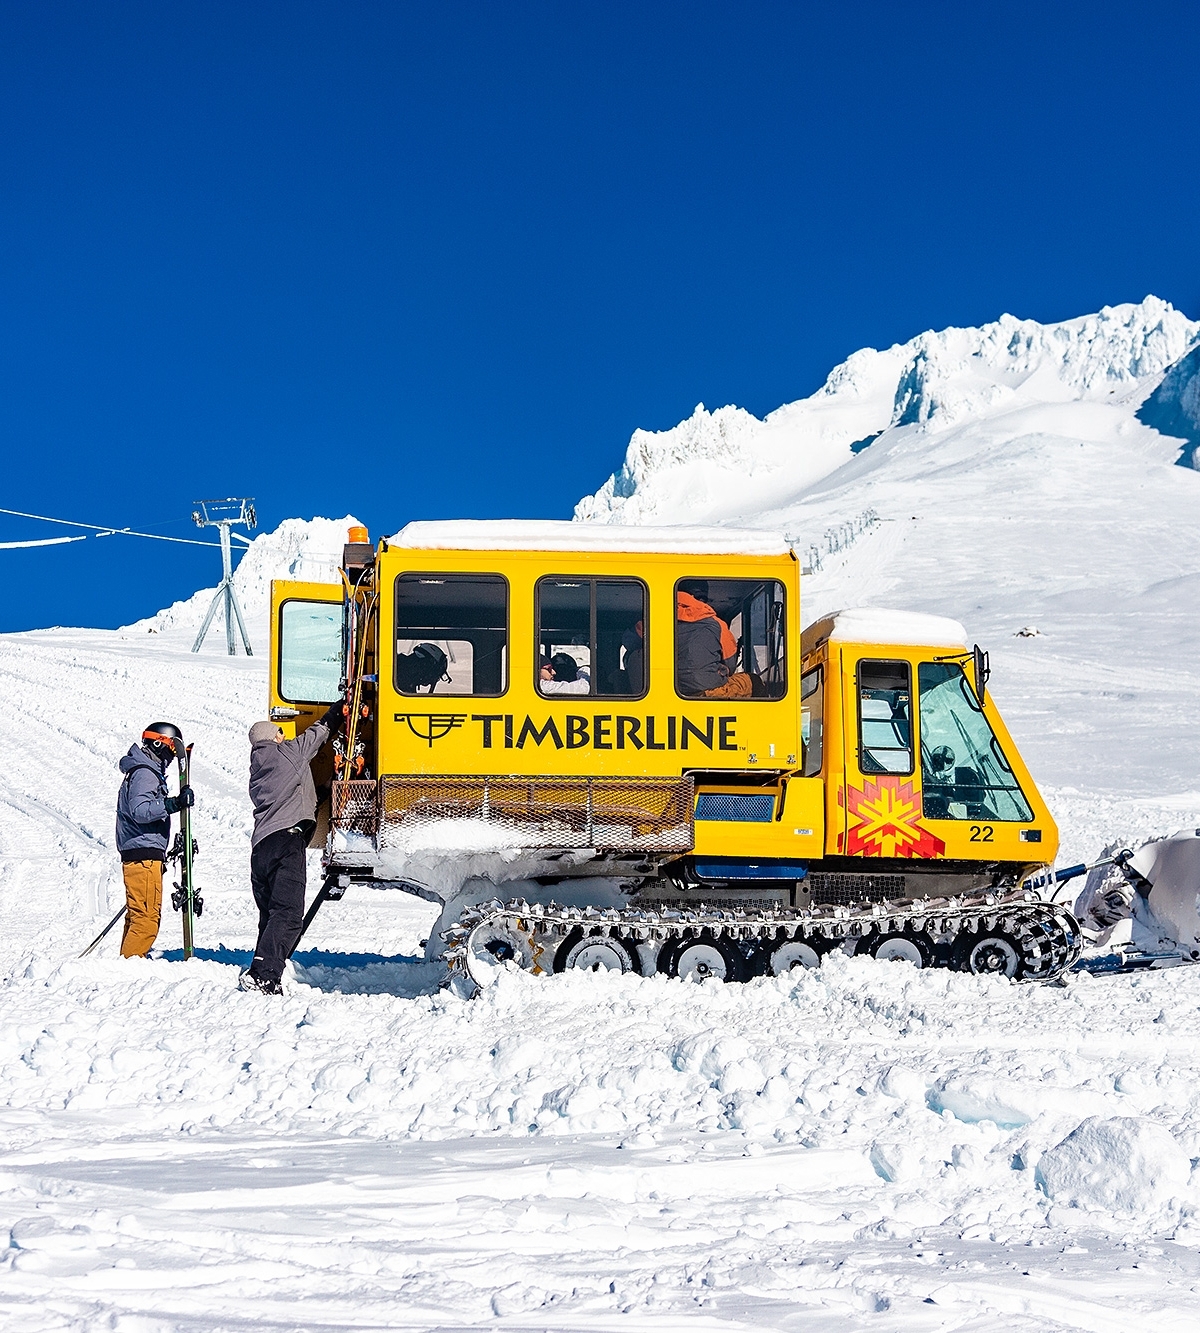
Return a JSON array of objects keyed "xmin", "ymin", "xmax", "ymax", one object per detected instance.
[
  {"xmin": 1035, "ymin": 1115, "xmax": 1191, "ymax": 1215},
  {"xmin": 1138, "ymin": 342, "xmax": 1200, "ymax": 468}
]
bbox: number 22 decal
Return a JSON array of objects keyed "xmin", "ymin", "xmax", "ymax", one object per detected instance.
[{"xmin": 970, "ymin": 825, "xmax": 994, "ymax": 842}]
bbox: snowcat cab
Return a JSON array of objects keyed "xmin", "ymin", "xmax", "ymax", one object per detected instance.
[{"xmin": 268, "ymin": 521, "xmax": 1078, "ymax": 986}]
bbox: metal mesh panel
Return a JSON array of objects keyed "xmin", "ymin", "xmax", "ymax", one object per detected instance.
[
  {"xmin": 331, "ymin": 780, "xmax": 379, "ymax": 835},
  {"xmin": 807, "ymin": 872, "xmax": 906, "ymax": 905},
  {"xmin": 694, "ymin": 792, "xmax": 775, "ymax": 822},
  {"xmin": 378, "ymin": 774, "xmax": 694, "ymax": 853}
]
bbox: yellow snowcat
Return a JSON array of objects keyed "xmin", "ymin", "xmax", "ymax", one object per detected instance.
[{"xmin": 268, "ymin": 521, "xmax": 1080, "ymax": 988}]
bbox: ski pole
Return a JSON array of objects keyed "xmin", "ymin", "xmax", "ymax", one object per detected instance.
[{"xmin": 79, "ymin": 905, "xmax": 127, "ymax": 958}]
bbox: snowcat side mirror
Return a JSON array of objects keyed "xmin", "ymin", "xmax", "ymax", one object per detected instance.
[{"xmin": 973, "ymin": 645, "xmax": 990, "ymax": 705}]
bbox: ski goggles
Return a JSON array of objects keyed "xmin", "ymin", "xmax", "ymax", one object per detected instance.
[{"xmin": 142, "ymin": 730, "xmax": 181, "ymax": 751}]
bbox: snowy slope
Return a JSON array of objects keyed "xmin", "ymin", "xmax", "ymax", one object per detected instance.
[
  {"xmin": 1, "ymin": 621, "xmax": 1198, "ymax": 1330},
  {"xmin": 4, "ymin": 299, "xmax": 1200, "ymax": 1330},
  {"xmin": 1140, "ymin": 340, "xmax": 1200, "ymax": 468}
]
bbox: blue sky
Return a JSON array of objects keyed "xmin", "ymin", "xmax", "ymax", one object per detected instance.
[{"xmin": 2, "ymin": 1, "xmax": 1198, "ymax": 631}]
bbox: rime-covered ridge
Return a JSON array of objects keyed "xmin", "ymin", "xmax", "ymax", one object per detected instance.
[{"xmin": 576, "ymin": 296, "xmax": 1200, "ymax": 526}]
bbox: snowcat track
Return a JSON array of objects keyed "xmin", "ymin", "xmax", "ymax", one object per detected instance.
[{"xmin": 443, "ymin": 889, "xmax": 1082, "ymax": 992}]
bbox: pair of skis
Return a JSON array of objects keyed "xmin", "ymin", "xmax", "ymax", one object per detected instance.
[
  {"xmin": 79, "ymin": 737, "xmax": 200, "ymax": 959},
  {"xmin": 171, "ymin": 739, "xmax": 202, "ymax": 957}
]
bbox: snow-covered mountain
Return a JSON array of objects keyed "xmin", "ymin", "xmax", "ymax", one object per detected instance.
[{"xmin": 576, "ymin": 296, "xmax": 1199, "ymax": 525}]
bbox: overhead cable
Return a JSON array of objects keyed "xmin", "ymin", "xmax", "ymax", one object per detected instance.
[
  {"xmin": 0, "ymin": 535, "xmax": 87, "ymax": 549},
  {"xmin": 0, "ymin": 506, "xmax": 218, "ymax": 548}
]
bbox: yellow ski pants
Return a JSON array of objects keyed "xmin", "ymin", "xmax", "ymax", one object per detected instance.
[{"xmin": 120, "ymin": 859, "xmax": 163, "ymax": 958}]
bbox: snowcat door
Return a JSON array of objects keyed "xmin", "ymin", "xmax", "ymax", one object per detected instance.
[
  {"xmin": 270, "ymin": 579, "xmax": 345, "ymax": 736},
  {"xmin": 838, "ymin": 653, "xmax": 940, "ymax": 860},
  {"xmin": 269, "ymin": 580, "xmax": 345, "ymax": 846}
]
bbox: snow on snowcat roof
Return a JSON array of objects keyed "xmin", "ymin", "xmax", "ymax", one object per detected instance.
[
  {"xmin": 388, "ymin": 519, "xmax": 793, "ymax": 557},
  {"xmin": 802, "ymin": 608, "xmax": 968, "ymax": 656}
]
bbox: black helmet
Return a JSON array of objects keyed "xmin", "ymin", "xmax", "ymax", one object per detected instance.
[
  {"xmin": 410, "ymin": 642, "xmax": 450, "ymax": 689},
  {"xmin": 549, "ymin": 652, "xmax": 579, "ymax": 682},
  {"xmin": 142, "ymin": 721, "xmax": 183, "ymax": 762}
]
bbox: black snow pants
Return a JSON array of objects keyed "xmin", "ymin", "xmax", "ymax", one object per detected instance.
[{"xmin": 249, "ymin": 828, "xmax": 307, "ymax": 983}]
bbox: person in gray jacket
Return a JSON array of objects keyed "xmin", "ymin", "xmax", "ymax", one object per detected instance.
[{"xmin": 241, "ymin": 704, "xmax": 342, "ymax": 994}]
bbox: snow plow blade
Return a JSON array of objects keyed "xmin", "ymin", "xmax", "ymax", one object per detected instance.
[{"xmin": 1128, "ymin": 830, "xmax": 1200, "ymax": 962}]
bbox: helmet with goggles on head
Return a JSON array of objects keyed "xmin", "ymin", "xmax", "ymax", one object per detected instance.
[{"xmin": 142, "ymin": 721, "xmax": 183, "ymax": 762}]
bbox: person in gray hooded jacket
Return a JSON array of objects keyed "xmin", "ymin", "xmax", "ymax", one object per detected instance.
[{"xmin": 241, "ymin": 704, "xmax": 342, "ymax": 994}]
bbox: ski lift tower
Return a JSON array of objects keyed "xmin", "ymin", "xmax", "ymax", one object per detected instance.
[{"xmin": 190, "ymin": 497, "xmax": 257, "ymax": 656}]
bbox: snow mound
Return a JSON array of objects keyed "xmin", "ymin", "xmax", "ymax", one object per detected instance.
[
  {"xmin": 127, "ymin": 515, "xmax": 359, "ymax": 636},
  {"xmin": 1035, "ymin": 1115, "xmax": 1191, "ymax": 1215},
  {"xmin": 576, "ymin": 296, "xmax": 1199, "ymax": 526}
]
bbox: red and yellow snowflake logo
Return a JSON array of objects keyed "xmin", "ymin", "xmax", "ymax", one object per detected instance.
[{"xmin": 841, "ymin": 775, "xmax": 946, "ymax": 859}]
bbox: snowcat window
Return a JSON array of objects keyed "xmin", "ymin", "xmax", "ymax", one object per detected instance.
[
  {"xmin": 278, "ymin": 599, "xmax": 344, "ymax": 704},
  {"xmin": 801, "ymin": 666, "xmax": 823, "ymax": 776},
  {"xmin": 918, "ymin": 663, "xmax": 1034, "ymax": 821},
  {"xmin": 535, "ymin": 577, "xmax": 646, "ymax": 698},
  {"xmin": 394, "ymin": 574, "xmax": 507, "ymax": 696},
  {"xmin": 857, "ymin": 660, "xmax": 913, "ymax": 774},
  {"xmin": 674, "ymin": 578, "xmax": 786, "ymax": 701}
]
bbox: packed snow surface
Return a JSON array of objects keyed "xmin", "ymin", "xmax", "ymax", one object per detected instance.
[
  {"xmin": 1035, "ymin": 1117, "xmax": 1193, "ymax": 1216},
  {"xmin": 392, "ymin": 518, "xmax": 792, "ymax": 555},
  {"xmin": 4, "ymin": 296, "xmax": 1200, "ymax": 1329}
]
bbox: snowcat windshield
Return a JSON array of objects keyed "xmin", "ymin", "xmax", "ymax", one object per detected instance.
[{"xmin": 918, "ymin": 662, "xmax": 1033, "ymax": 821}]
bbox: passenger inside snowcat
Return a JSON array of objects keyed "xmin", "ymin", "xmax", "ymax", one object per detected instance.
[
  {"xmin": 395, "ymin": 643, "xmax": 450, "ymax": 694},
  {"xmin": 539, "ymin": 651, "xmax": 590, "ymax": 694},
  {"xmin": 535, "ymin": 577, "xmax": 645, "ymax": 697},
  {"xmin": 675, "ymin": 578, "xmax": 787, "ymax": 701}
]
